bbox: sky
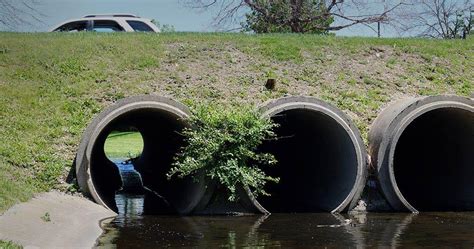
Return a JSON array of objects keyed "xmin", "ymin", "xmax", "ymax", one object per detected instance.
[{"xmin": 2, "ymin": 0, "xmax": 401, "ymax": 37}]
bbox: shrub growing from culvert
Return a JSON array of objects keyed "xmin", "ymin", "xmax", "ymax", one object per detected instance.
[{"xmin": 167, "ymin": 104, "xmax": 280, "ymax": 201}]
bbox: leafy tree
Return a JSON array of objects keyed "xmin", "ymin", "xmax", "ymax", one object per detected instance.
[
  {"xmin": 243, "ymin": 0, "xmax": 334, "ymax": 33},
  {"xmin": 183, "ymin": 0, "xmax": 405, "ymax": 33},
  {"xmin": 167, "ymin": 104, "xmax": 279, "ymax": 201}
]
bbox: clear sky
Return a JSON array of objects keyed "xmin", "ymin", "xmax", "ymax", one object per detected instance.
[{"xmin": 2, "ymin": 0, "xmax": 399, "ymax": 37}]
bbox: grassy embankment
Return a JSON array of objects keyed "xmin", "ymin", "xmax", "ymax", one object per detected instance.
[{"xmin": 0, "ymin": 32, "xmax": 472, "ymax": 213}]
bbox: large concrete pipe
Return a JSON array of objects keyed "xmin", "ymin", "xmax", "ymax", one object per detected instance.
[
  {"xmin": 369, "ymin": 95, "xmax": 474, "ymax": 212},
  {"xmin": 75, "ymin": 95, "xmax": 207, "ymax": 214},
  {"xmin": 254, "ymin": 96, "xmax": 367, "ymax": 213}
]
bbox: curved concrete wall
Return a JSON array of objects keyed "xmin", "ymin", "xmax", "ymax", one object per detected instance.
[
  {"xmin": 77, "ymin": 94, "xmax": 473, "ymax": 214},
  {"xmin": 254, "ymin": 96, "xmax": 368, "ymax": 213},
  {"xmin": 75, "ymin": 95, "xmax": 207, "ymax": 214},
  {"xmin": 369, "ymin": 95, "xmax": 474, "ymax": 212}
]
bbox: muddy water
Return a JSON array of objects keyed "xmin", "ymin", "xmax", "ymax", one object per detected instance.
[
  {"xmin": 96, "ymin": 194, "xmax": 474, "ymax": 248},
  {"xmin": 96, "ymin": 161, "xmax": 474, "ymax": 248}
]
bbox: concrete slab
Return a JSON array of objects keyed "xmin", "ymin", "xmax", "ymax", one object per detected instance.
[{"xmin": 0, "ymin": 191, "xmax": 116, "ymax": 248}]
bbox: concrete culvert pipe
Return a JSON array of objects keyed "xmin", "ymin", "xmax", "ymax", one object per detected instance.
[
  {"xmin": 75, "ymin": 95, "xmax": 207, "ymax": 214},
  {"xmin": 254, "ymin": 96, "xmax": 367, "ymax": 213},
  {"xmin": 369, "ymin": 95, "xmax": 474, "ymax": 212}
]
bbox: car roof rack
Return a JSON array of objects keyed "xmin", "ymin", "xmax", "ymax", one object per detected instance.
[{"xmin": 83, "ymin": 14, "xmax": 139, "ymax": 18}]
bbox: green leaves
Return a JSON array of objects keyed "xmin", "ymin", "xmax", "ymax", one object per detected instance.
[
  {"xmin": 243, "ymin": 0, "xmax": 334, "ymax": 34},
  {"xmin": 167, "ymin": 104, "xmax": 279, "ymax": 202}
]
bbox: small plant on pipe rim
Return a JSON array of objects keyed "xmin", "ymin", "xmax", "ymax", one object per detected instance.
[{"xmin": 167, "ymin": 104, "xmax": 279, "ymax": 201}]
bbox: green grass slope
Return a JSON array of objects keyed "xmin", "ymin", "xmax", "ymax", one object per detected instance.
[{"xmin": 0, "ymin": 32, "xmax": 472, "ymax": 212}]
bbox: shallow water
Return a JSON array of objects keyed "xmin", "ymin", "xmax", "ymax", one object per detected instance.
[
  {"xmin": 98, "ymin": 160, "xmax": 474, "ymax": 248},
  {"xmin": 96, "ymin": 194, "xmax": 474, "ymax": 248}
]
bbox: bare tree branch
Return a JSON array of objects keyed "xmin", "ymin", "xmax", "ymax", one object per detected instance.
[
  {"xmin": 0, "ymin": 0, "xmax": 44, "ymax": 30},
  {"xmin": 393, "ymin": 0, "xmax": 474, "ymax": 39},
  {"xmin": 182, "ymin": 0, "xmax": 408, "ymax": 33}
]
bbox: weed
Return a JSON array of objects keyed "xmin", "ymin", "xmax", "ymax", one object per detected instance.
[
  {"xmin": 167, "ymin": 104, "xmax": 279, "ymax": 201},
  {"xmin": 386, "ymin": 58, "xmax": 397, "ymax": 68},
  {"xmin": 0, "ymin": 240, "xmax": 22, "ymax": 249},
  {"xmin": 40, "ymin": 212, "xmax": 51, "ymax": 222}
]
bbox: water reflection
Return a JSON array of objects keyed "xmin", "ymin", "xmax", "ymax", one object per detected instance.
[
  {"xmin": 351, "ymin": 213, "xmax": 415, "ymax": 248},
  {"xmin": 99, "ymin": 160, "xmax": 474, "ymax": 248},
  {"xmin": 113, "ymin": 159, "xmax": 174, "ymax": 215},
  {"xmin": 115, "ymin": 194, "xmax": 144, "ymax": 217},
  {"xmin": 396, "ymin": 213, "xmax": 474, "ymax": 248},
  {"xmin": 96, "ymin": 210, "xmax": 474, "ymax": 248},
  {"xmin": 96, "ymin": 211, "xmax": 381, "ymax": 248}
]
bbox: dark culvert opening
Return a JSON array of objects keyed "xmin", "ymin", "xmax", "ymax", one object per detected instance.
[
  {"xmin": 257, "ymin": 109, "xmax": 358, "ymax": 212},
  {"xmin": 89, "ymin": 108, "xmax": 199, "ymax": 214},
  {"xmin": 103, "ymin": 129, "xmax": 148, "ymax": 215},
  {"xmin": 394, "ymin": 108, "xmax": 474, "ymax": 211}
]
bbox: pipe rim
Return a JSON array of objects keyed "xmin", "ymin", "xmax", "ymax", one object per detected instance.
[
  {"xmin": 386, "ymin": 97, "xmax": 474, "ymax": 213},
  {"xmin": 75, "ymin": 95, "xmax": 193, "ymax": 211},
  {"xmin": 254, "ymin": 96, "xmax": 367, "ymax": 213}
]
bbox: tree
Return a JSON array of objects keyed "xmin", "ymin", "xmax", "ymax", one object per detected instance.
[
  {"xmin": 150, "ymin": 19, "xmax": 176, "ymax": 32},
  {"xmin": 182, "ymin": 0, "xmax": 406, "ymax": 33},
  {"xmin": 243, "ymin": 0, "xmax": 334, "ymax": 33},
  {"xmin": 394, "ymin": 0, "xmax": 474, "ymax": 39},
  {"xmin": 0, "ymin": 0, "xmax": 43, "ymax": 30}
]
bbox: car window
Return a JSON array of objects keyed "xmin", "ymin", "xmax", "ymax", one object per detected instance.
[
  {"xmin": 55, "ymin": 21, "xmax": 89, "ymax": 32},
  {"xmin": 92, "ymin": 20, "xmax": 124, "ymax": 32},
  {"xmin": 126, "ymin": 20, "xmax": 154, "ymax": 32}
]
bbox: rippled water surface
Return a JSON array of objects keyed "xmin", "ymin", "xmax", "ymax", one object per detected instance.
[
  {"xmin": 96, "ymin": 194, "xmax": 474, "ymax": 248},
  {"xmin": 97, "ymin": 161, "xmax": 474, "ymax": 248}
]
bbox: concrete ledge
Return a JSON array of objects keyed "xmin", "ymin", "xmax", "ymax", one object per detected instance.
[{"xmin": 0, "ymin": 191, "xmax": 116, "ymax": 248}]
